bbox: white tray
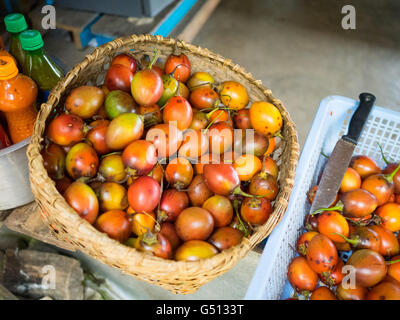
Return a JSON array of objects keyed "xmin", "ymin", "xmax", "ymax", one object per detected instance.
[{"xmin": 245, "ymin": 95, "xmax": 400, "ymax": 300}]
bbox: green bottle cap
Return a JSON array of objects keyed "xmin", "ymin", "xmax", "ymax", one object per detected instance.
[
  {"xmin": 4, "ymin": 13, "xmax": 28, "ymax": 33},
  {"xmin": 20, "ymin": 30, "xmax": 44, "ymax": 51}
]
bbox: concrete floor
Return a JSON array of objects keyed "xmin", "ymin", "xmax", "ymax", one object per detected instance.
[{"xmin": 193, "ymin": 0, "xmax": 400, "ymax": 145}]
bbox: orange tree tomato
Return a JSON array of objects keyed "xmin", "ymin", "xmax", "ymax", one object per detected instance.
[
  {"xmin": 249, "ymin": 101, "xmax": 282, "ymax": 137},
  {"xmin": 175, "ymin": 240, "xmax": 218, "ymax": 261},
  {"xmin": 131, "ymin": 211, "xmax": 156, "ymax": 237},
  {"xmin": 66, "ymin": 85, "xmax": 104, "ymax": 119},
  {"xmin": 306, "ymin": 234, "xmax": 338, "ymax": 274},
  {"xmin": 66, "ymin": 142, "xmax": 99, "ymax": 180},
  {"xmin": 317, "ymin": 211, "xmax": 349, "ymax": 243},
  {"xmin": 233, "ymin": 154, "xmax": 262, "ymax": 181},
  {"xmin": 162, "ymin": 96, "xmax": 193, "ymax": 130},
  {"xmin": 340, "ymin": 167, "xmax": 361, "ymax": 193},
  {"xmin": 95, "ymin": 210, "xmax": 131, "ymax": 242},
  {"xmin": 287, "ymin": 256, "xmax": 318, "ymax": 293},
  {"xmin": 64, "ymin": 181, "xmax": 99, "ymax": 224},
  {"xmin": 218, "ymin": 81, "xmax": 249, "ymax": 110}
]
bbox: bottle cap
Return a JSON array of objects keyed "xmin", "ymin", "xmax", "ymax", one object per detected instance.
[
  {"xmin": 4, "ymin": 13, "xmax": 28, "ymax": 33},
  {"xmin": 20, "ymin": 30, "xmax": 44, "ymax": 51},
  {"xmin": 0, "ymin": 56, "xmax": 19, "ymax": 80}
]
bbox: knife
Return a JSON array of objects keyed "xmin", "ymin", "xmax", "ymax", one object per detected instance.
[{"xmin": 310, "ymin": 93, "xmax": 376, "ymax": 214}]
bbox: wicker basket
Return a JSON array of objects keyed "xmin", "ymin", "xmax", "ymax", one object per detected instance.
[{"xmin": 27, "ymin": 34, "xmax": 300, "ymax": 294}]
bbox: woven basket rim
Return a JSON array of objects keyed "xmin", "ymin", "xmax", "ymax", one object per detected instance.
[{"xmin": 27, "ymin": 34, "xmax": 300, "ymax": 293}]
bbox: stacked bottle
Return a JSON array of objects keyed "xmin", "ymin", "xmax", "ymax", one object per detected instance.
[
  {"xmin": 4, "ymin": 13, "xmax": 28, "ymax": 69},
  {"xmin": 20, "ymin": 29, "xmax": 64, "ymax": 103}
]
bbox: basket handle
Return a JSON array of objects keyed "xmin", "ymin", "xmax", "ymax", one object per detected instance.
[{"xmin": 342, "ymin": 92, "xmax": 376, "ymax": 144}]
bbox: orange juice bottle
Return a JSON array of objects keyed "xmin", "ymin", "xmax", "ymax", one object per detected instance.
[
  {"xmin": 0, "ymin": 56, "xmax": 38, "ymax": 143},
  {"xmin": 0, "ymin": 50, "xmax": 13, "ymax": 58}
]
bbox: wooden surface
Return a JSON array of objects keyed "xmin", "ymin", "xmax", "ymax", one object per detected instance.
[
  {"xmin": 90, "ymin": 3, "xmax": 175, "ymax": 39},
  {"xmin": 29, "ymin": 5, "xmax": 100, "ymax": 48},
  {"xmin": 29, "ymin": 5, "xmax": 99, "ymax": 32},
  {"xmin": 3, "ymin": 202, "xmax": 75, "ymax": 252},
  {"xmin": 174, "ymin": 0, "xmax": 221, "ymax": 42},
  {"xmin": 54, "ymin": 7, "xmax": 99, "ymax": 32}
]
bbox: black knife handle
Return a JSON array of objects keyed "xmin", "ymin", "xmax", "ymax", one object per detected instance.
[{"xmin": 342, "ymin": 93, "xmax": 376, "ymax": 144}]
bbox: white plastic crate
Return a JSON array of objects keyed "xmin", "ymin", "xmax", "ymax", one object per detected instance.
[{"xmin": 245, "ymin": 95, "xmax": 400, "ymax": 300}]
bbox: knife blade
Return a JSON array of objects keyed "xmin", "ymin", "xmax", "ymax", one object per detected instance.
[{"xmin": 310, "ymin": 93, "xmax": 376, "ymax": 214}]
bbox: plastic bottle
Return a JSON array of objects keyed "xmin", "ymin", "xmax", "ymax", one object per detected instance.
[
  {"xmin": 4, "ymin": 13, "xmax": 28, "ymax": 69},
  {"xmin": 0, "ymin": 50, "xmax": 13, "ymax": 58},
  {"xmin": 20, "ymin": 29, "xmax": 63, "ymax": 102},
  {"xmin": 0, "ymin": 56, "xmax": 38, "ymax": 144}
]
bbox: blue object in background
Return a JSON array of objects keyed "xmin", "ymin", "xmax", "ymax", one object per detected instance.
[
  {"xmin": 79, "ymin": 13, "xmax": 102, "ymax": 48},
  {"xmin": 152, "ymin": 0, "xmax": 197, "ymax": 37},
  {"xmin": 3, "ymin": 0, "xmax": 18, "ymax": 13},
  {"xmin": 7, "ymin": 0, "xmax": 197, "ymax": 48},
  {"xmin": 92, "ymin": 0, "xmax": 197, "ymax": 46}
]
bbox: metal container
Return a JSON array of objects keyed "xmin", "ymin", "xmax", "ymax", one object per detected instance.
[{"xmin": 0, "ymin": 137, "xmax": 34, "ymax": 210}]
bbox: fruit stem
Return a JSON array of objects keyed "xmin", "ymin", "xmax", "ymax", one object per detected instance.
[
  {"xmin": 125, "ymin": 167, "xmax": 137, "ymax": 178},
  {"xmin": 141, "ymin": 231, "xmax": 158, "ymax": 246},
  {"xmin": 148, "ymin": 48, "xmax": 158, "ymax": 69},
  {"xmin": 206, "ymin": 107, "xmax": 219, "ymax": 119},
  {"xmin": 201, "ymin": 106, "xmax": 231, "ymax": 113},
  {"xmin": 86, "ymin": 172, "xmax": 105, "ymax": 184},
  {"xmin": 143, "ymin": 211, "xmax": 160, "ymax": 233},
  {"xmin": 83, "ymin": 123, "xmax": 90, "ymax": 135},
  {"xmin": 82, "ymin": 137, "xmax": 93, "ymax": 147},
  {"xmin": 203, "ymin": 109, "xmax": 224, "ymax": 134},
  {"xmin": 100, "ymin": 151, "xmax": 121, "ymax": 160},
  {"xmin": 157, "ymin": 166, "xmax": 165, "ymax": 213},
  {"xmin": 320, "ymin": 151, "xmax": 329, "ymax": 159},
  {"xmin": 300, "ymin": 290, "xmax": 311, "ymax": 300},
  {"xmin": 157, "ymin": 210, "xmax": 168, "ymax": 224},
  {"xmin": 232, "ymin": 186, "xmax": 256, "ymax": 198},
  {"xmin": 332, "ymin": 232, "xmax": 360, "ymax": 246},
  {"xmin": 177, "ymin": 40, "xmax": 186, "ymax": 51},
  {"xmin": 311, "ymin": 201, "xmax": 344, "ymax": 216},
  {"xmin": 371, "ymin": 214, "xmax": 382, "ymax": 225},
  {"xmin": 273, "ymin": 130, "xmax": 284, "ymax": 139},
  {"xmin": 189, "ymin": 82, "xmax": 212, "ymax": 90},
  {"xmin": 169, "ymin": 63, "xmax": 190, "ymax": 78},
  {"xmin": 386, "ymin": 162, "xmax": 400, "ymax": 183},
  {"xmin": 378, "ymin": 143, "xmax": 390, "ymax": 165},
  {"xmin": 213, "ymin": 99, "xmax": 221, "ymax": 109},
  {"xmin": 219, "ymin": 94, "xmax": 232, "ymax": 108},
  {"xmin": 386, "ymin": 259, "xmax": 400, "ymax": 265},
  {"xmin": 91, "ymin": 115, "xmax": 106, "ymax": 122},
  {"xmin": 173, "ymin": 41, "xmax": 179, "ymax": 55},
  {"xmin": 76, "ymin": 176, "xmax": 90, "ymax": 183},
  {"xmin": 233, "ymin": 200, "xmax": 250, "ymax": 237}
]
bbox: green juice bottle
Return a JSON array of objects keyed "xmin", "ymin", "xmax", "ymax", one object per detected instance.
[
  {"xmin": 19, "ymin": 30, "xmax": 64, "ymax": 103},
  {"xmin": 4, "ymin": 13, "xmax": 28, "ymax": 69}
]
